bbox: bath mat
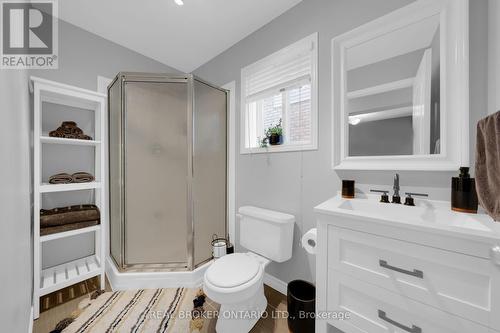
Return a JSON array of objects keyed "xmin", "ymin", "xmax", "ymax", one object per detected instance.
[{"xmin": 60, "ymin": 288, "xmax": 211, "ymax": 333}]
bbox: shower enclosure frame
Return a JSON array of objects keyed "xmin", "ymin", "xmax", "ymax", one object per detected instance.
[{"xmin": 108, "ymin": 72, "xmax": 228, "ymax": 272}]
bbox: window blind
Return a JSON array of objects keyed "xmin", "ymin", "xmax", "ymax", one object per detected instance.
[{"xmin": 242, "ymin": 36, "xmax": 315, "ymax": 100}]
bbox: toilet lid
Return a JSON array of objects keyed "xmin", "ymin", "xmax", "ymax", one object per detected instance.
[{"xmin": 206, "ymin": 253, "xmax": 260, "ymax": 288}]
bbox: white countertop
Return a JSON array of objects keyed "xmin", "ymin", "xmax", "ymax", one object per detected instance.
[{"xmin": 315, "ymin": 194, "xmax": 500, "ymax": 243}]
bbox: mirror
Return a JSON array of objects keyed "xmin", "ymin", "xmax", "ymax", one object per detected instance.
[
  {"xmin": 346, "ymin": 15, "xmax": 440, "ymax": 156},
  {"xmin": 332, "ymin": 0, "xmax": 469, "ymax": 170}
]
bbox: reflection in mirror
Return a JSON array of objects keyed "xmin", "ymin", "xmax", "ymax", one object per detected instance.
[{"xmin": 346, "ymin": 14, "xmax": 440, "ymax": 157}]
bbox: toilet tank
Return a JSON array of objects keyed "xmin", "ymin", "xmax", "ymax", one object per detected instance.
[{"xmin": 238, "ymin": 206, "xmax": 295, "ymax": 262}]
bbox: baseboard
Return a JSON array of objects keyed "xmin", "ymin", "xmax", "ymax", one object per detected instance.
[
  {"xmin": 28, "ymin": 306, "xmax": 33, "ymax": 333},
  {"xmin": 263, "ymin": 273, "xmax": 287, "ymax": 295}
]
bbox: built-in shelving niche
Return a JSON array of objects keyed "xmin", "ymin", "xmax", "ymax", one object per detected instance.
[{"xmin": 31, "ymin": 76, "xmax": 106, "ymax": 319}]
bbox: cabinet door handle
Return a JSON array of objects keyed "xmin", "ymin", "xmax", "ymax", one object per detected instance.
[
  {"xmin": 379, "ymin": 260, "xmax": 424, "ymax": 278},
  {"xmin": 378, "ymin": 310, "xmax": 422, "ymax": 333}
]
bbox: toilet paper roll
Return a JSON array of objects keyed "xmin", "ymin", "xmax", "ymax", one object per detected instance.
[{"xmin": 301, "ymin": 228, "xmax": 317, "ymax": 255}]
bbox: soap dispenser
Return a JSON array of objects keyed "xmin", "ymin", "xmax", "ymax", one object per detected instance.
[{"xmin": 451, "ymin": 167, "xmax": 478, "ymax": 213}]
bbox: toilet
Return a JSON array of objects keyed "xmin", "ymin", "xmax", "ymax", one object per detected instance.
[{"xmin": 203, "ymin": 206, "xmax": 295, "ymax": 333}]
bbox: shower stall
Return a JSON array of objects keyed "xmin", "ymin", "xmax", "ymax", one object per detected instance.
[{"xmin": 108, "ymin": 72, "xmax": 227, "ymax": 273}]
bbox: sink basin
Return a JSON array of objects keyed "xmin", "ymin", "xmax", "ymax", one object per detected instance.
[
  {"xmin": 337, "ymin": 199, "xmax": 492, "ymax": 231},
  {"xmin": 315, "ymin": 195, "xmax": 499, "ymax": 239}
]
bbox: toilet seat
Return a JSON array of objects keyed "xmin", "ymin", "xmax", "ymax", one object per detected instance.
[
  {"xmin": 203, "ymin": 253, "xmax": 265, "ymax": 306},
  {"xmin": 206, "ymin": 253, "xmax": 260, "ymax": 288}
]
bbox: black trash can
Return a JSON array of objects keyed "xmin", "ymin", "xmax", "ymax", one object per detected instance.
[{"xmin": 287, "ymin": 280, "xmax": 315, "ymax": 333}]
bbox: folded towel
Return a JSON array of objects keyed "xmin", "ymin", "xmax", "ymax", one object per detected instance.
[
  {"xmin": 475, "ymin": 111, "xmax": 500, "ymax": 221},
  {"xmin": 40, "ymin": 220, "xmax": 100, "ymax": 236},
  {"xmin": 72, "ymin": 172, "xmax": 95, "ymax": 183},
  {"xmin": 40, "ymin": 204, "xmax": 100, "ymax": 227},
  {"xmin": 49, "ymin": 121, "xmax": 92, "ymax": 140},
  {"xmin": 61, "ymin": 121, "xmax": 77, "ymax": 127},
  {"xmin": 48, "ymin": 173, "xmax": 73, "ymax": 184}
]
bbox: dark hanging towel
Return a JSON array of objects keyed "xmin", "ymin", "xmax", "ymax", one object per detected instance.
[{"xmin": 475, "ymin": 111, "xmax": 500, "ymax": 221}]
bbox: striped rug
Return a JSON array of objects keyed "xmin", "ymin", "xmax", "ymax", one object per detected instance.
[{"xmin": 62, "ymin": 288, "xmax": 208, "ymax": 333}]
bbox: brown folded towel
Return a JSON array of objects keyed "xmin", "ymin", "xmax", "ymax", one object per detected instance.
[
  {"xmin": 72, "ymin": 172, "xmax": 95, "ymax": 183},
  {"xmin": 475, "ymin": 111, "xmax": 500, "ymax": 221},
  {"xmin": 61, "ymin": 121, "xmax": 77, "ymax": 127},
  {"xmin": 40, "ymin": 204, "xmax": 100, "ymax": 227},
  {"xmin": 48, "ymin": 173, "xmax": 73, "ymax": 184},
  {"xmin": 40, "ymin": 220, "xmax": 100, "ymax": 236},
  {"xmin": 49, "ymin": 121, "xmax": 93, "ymax": 140}
]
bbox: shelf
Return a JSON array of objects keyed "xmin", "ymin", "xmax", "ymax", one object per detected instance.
[
  {"xmin": 347, "ymin": 78, "xmax": 414, "ymax": 99},
  {"xmin": 39, "ymin": 255, "xmax": 101, "ymax": 296},
  {"xmin": 40, "ymin": 225, "xmax": 101, "ymax": 243},
  {"xmin": 39, "ymin": 181, "xmax": 101, "ymax": 193},
  {"xmin": 40, "ymin": 136, "xmax": 101, "ymax": 146}
]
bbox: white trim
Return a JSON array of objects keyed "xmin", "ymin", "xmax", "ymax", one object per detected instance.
[
  {"xmin": 97, "ymin": 75, "xmax": 112, "ymax": 277},
  {"xmin": 263, "ymin": 273, "xmax": 287, "ymax": 295},
  {"xmin": 346, "ymin": 77, "xmax": 414, "ymax": 99},
  {"xmin": 241, "ymin": 143, "xmax": 318, "ymax": 155},
  {"xmin": 28, "ymin": 306, "xmax": 33, "ymax": 333},
  {"xmin": 222, "ymin": 81, "xmax": 236, "ymax": 243},
  {"xmin": 97, "ymin": 76, "xmax": 113, "ymax": 94},
  {"xmin": 488, "ymin": 0, "xmax": 500, "ymax": 115},
  {"xmin": 332, "ymin": 0, "xmax": 469, "ymax": 171},
  {"xmin": 105, "ymin": 257, "xmax": 208, "ymax": 291},
  {"xmin": 240, "ymin": 32, "xmax": 319, "ymax": 154}
]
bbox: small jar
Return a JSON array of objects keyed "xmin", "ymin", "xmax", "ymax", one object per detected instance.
[{"xmin": 342, "ymin": 180, "xmax": 355, "ymax": 199}]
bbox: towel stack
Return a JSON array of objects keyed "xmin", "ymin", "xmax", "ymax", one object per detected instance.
[
  {"xmin": 48, "ymin": 172, "xmax": 95, "ymax": 184},
  {"xmin": 40, "ymin": 204, "xmax": 100, "ymax": 236},
  {"xmin": 49, "ymin": 121, "xmax": 93, "ymax": 140}
]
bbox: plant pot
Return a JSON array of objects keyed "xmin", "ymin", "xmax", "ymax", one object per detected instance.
[{"xmin": 269, "ymin": 134, "xmax": 282, "ymax": 145}]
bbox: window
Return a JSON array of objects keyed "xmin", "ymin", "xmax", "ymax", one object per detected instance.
[{"xmin": 241, "ymin": 33, "xmax": 318, "ymax": 153}]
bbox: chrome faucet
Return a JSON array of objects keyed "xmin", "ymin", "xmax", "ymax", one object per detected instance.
[{"xmin": 392, "ymin": 173, "xmax": 401, "ymax": 204}]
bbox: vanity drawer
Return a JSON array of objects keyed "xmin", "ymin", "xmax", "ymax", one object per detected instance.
[
  {"xmin": 327, "ymin": 226, "xmax": 500, "ymax": 328},
  {"xmin": 327, "ymin": 271, "xmax": 491, "ymax": 333}
]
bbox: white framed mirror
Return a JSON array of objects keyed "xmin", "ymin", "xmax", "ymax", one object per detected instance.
[{"xmin": 332, "ymin": 0, "xmax": 469, "ymax": 170}]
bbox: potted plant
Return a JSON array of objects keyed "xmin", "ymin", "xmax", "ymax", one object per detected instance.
[{"xmin": 265, "ymin": 119, "xmax": 283, "ymax": 145}]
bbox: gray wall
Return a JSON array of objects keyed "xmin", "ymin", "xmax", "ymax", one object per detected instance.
[
  {"xmin": 347, "ymin": 48, "xmax": 423, "ymax": 92},
  {"xmin": 194, "ymin": 0, "xmax": 489, "ymax": 284},
  {"xmin": 32, "ymin": 20, "xmax": 180, "ymax": 91},
  {"xmin": 349, "ymin": 116, "xmax": 413, "ymax": 156},
  {"xmin": 0, "ymin": 71, "xmax": 32, "ymax": 333}
]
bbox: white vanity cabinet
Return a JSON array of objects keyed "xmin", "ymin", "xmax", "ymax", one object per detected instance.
[{"xmin": 315, "ymin": 195, "xmax": 500, "ymax": 333}]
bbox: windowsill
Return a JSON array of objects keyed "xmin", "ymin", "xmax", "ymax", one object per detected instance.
[{"xmin": 240, "ymin": 143, "xmax": 318, "ymax": 154}]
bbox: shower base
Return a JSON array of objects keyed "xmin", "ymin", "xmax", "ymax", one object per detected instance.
[{"xmin": 105, "ymin": 257, "xmax": 211, "ymax": 290}]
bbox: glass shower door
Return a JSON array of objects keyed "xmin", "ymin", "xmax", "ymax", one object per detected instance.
[
  {"xmin": 124, "ymin": 80, "xmax": 189, "ymax": 267},
  {"xmin": 192, "ymin": 79, "xmax": 227, "ymax": 266}
]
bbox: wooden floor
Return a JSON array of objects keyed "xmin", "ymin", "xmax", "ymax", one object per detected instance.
[{"xmin": 33, "ymin": 281, "xmax": 289, "ymax": 333}]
